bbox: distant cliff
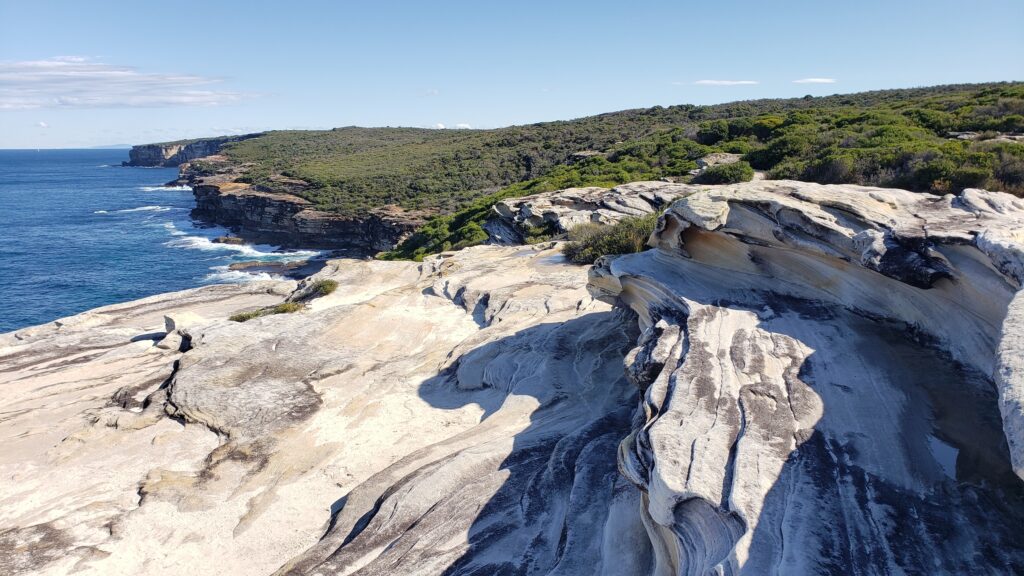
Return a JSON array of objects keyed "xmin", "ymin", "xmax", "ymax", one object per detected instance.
[
  {"xmin": 189, "ymin": 177, "xmax": 425, "ymax": 252},
  {"xmin": 123, "ymin": 134, "xmax": 263, "ymax": 167}
]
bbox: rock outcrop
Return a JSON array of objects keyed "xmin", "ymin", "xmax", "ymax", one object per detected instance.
[
  {"xmin": 190, "ymin": 177, "xmax": 425, "ymax": 252},
  {"xmin": 493, "ymin": 181, "xmax": 691, "ymax": 236},
  {"xmin": 593, "ymin": 180, "xmax": 1024, "ymax": 574},
  {"xmin": 164, "ymin": 157, "xmax": 429, "ymax": 252},
  {"xmin": 2, "ymin": 180, "xmax": 1023, "ymax": 575},
  {"xmin": 123, "ymin": 134, "xmax": 263, "ymax": 167}
]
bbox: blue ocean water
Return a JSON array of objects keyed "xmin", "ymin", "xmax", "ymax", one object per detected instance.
[{"xmin": 0, "ymin": 149, "xmax": 318, "ymax": 333}]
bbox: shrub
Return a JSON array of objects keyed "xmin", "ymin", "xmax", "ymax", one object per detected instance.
[
  {"xmin": 229, "ymin": 301, "xmax": 304, "ymax": 322},
  {"xmin": 270, "ymin": 302, "xmax": 303, "ymax": 314},
  {"xmin": 693, "ymin": 161, "xmax": 755, "ymax": 184},
  {"xmin": 521, "ymin": 221, "xmax": 560, "ymax": 244},
  {"xmin": 717, "ymin": 139, "xmax": 755, "ymax": 155},
  {"xmin": 228, "ymin": 309, "xmax": 265, "ymax": 323},
  {"xmin": 696, "ymin": 120, "xmax": 730, "ymax": 145},
  {"xmin": 562, "ymin": 212, "xmax": 660, "ymax": 264},
  {"xmin": 994, "ymin": 150, "xmax": 1024, "ymax": 190},
  {"xmin": 752, "ymin": 116, "xmax": 785, "ymax": 140},
  {"xmin": 306, "ymin": 279, "xmax": 338, "ymax": 298},
  {"xmin": 804, "ymin": 155, "xmax": 857, "ymax": 184}
]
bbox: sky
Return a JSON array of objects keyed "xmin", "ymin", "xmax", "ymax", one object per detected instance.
[{"xmin": 1, "ymin": 0, "xmax": 1022, "ymax": 148}]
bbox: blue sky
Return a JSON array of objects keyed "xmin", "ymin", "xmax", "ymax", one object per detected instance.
[{"xmin": 1, "ymin": 0, "xmax": 1021, "ymax": 148}]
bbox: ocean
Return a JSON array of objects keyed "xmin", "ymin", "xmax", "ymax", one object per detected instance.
[{"xmin": 0, "ymin": 149, "xmax": 318, "ymax": 333}]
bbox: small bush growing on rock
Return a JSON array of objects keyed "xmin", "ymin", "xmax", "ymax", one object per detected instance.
[
  {"xmin": 562, "ymin": 212, "xmax": 660, "ymax": 265},
  {"xmin": 521, "ymin": 221, "xmax": 561, "ymax": 244},
  {"xmin": 307, "ymin": 279, "xmax": 338, "ymax": 298},
  {"xmin": 694, "ymin": 161, "xmax": 755, "ymax": 184},
  {"xmin": 229, "ymin": 301, "xmax": 304, "ymax": 322},
  {"xmin": 228, "ymin": 309, "xmax": 265, "ymax": 323},
  {"xmin": 270, "ymin": 302, "xmax": 303, "ymax": 314}
]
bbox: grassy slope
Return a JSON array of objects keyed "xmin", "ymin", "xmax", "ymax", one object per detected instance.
[{"xmin": 172, "ymin": 82, "xmax": 1024, "ymax": 259}]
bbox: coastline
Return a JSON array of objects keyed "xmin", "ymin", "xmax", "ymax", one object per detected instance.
[
  {"xmin": 0, "ymin": 149, "xmax": 341, "ymax": 333},
  {"xmin": 141, "ymin": 145, "xmax": 430, "ymax": 254}
]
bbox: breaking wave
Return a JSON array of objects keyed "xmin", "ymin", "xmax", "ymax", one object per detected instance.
[
  {"xmin": 164, "ymin": 235, "xmax": 320, "ymax": 260},
  {"xmin": 203, "ymin": 266, "xmax": 281, "ymax": 283},
  {"xmin": 139, "ymin": 185, "xmax": 192, "ymax": 192}
]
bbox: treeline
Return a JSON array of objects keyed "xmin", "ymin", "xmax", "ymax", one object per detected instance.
[
  {"xmin": 186, "ymin": 83, "xmax": 1024, "ymax": 260},
  {"xmin": 381, "ymin": 84, "xmax": 1024, "ymax": 259},
  {"xmin": 206, "ymin": 82, "xmax": 1023, "ymax": 219}
]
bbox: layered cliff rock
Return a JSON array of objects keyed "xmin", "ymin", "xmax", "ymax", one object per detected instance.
[
  {"xmin": 124, "ymin": 134, "xmax": 262, "ymax": 167},
  {"xmin": 2, "ymin": 181, "xmax": 1023, "ymax": 575},
  {"xmin": 189, "ymin": 176, "xmax": 425, "ymax": 252}
]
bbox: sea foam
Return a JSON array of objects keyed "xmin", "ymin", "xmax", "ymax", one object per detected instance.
[
  {"xmin": 140, "ymin": 185, "xmax": 192, "ymax": 192},
  {"xmin": 117, "ymin": 205, "xmax": 173, "ymax": 213},
  {"xmin": 164, "ymin": 235, "xmax": 319, "ymax": 260},
  {"xmin": 203, "ymin": 266, "xmax": 281, "ymax": 283}
]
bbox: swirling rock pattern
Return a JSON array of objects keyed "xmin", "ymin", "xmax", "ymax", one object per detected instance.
[
  {"xmin": 2, "ymin": 180, "xmax": 1023, "ymax": 575},
  {"xmin": 593, "ymin": 180, "xmax": 1024, "ymax": 574}
]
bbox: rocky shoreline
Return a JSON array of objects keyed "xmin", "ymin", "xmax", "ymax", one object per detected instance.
[
  {"xmin": 130, "ymin": 143, "xmax": 430, "ymax": 253},
  {"xmin": 186, "ymin": 175, "xmax": 425, "ymax": 252},
  {"xmin": 3, "ymin": 180, "xmax": 1023, "ymax": 574}
]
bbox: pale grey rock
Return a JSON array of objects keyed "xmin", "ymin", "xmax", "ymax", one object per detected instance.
[
  {"xmin": 696, "ymin": 152, "xmax": 743, "ymax": 169},
  {"xmin": 3, "ymin": 180, "xmax": 1024, "ymax": 576},
  {"xmin": 593, "ymin": 179, "xmax": 1024, "ymax": 574},
  {"xmin": 493, "ymin": 181, "xmax": 693, "ymax": 233}
]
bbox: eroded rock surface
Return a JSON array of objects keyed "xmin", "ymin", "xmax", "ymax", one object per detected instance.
[
  {"xmin": 3, "ymin": 180, "xmax": 1024, "ymax": 575},
  {"xmin": 593, "ymin": 180, "xmax": 1024, "ymax": 574},
  {"xmin": 493, "ymin": 181, "xmax": 691, "ymax": 235},
  {"xmin": 0, "ymin": 244, "xmax": 647, "ymax": 575}
]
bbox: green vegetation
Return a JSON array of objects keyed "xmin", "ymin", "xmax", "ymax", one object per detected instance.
[
  {"xmin": 170, "ymin": 83, "xmax": 1024, "ymax": 261},
  {"xmin": 228, "ymin": 309, "xmax": 265, "ymax": 323},
  {"xmin": 189, "ymin": 83, "xmax": 1024, "ymax": 217},
  {"xmin": 229, "ymin": 301, "xmax": 304, "ymax": 323},
  {"xmin": 305, "ymin": 279, "xmax": 338, "ymax": 299},
  {"xmin": 694, "ymin": 161, "xmax": 755, "ymax": 184},
  {"xmin": 377, "ymin": 132, "xmax": 714, "ymax": 260},
  {"xmin": 562, "ymin": 213, "xmax": 661, "ymax": 264}
]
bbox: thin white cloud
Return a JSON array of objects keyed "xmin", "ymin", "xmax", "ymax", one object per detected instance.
[
  {"xmin": 0, "ymin": 56, "xmax": 248, "ymax": 109},
  {"xmin": 793, "ymin": 78, "xmax": 837, "ymax": 84},
  {"xmin": 36, "ymin": 121, "xmax": 48, "ymax": 128},
  {"xmin": 434, "ymin": 123, "xmax": 446, "ymax": 129},
  {"xmin": 692, "ymin": 80, "xmax": 759, "ymax": 86},
  {"xmin": 455, "ymin": 123, "xmax": 472, "ymax": 129}
]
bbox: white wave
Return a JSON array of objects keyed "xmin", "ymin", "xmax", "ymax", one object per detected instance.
[
  {"xmin": 203, "ymin": 266, "xmax": 280, "ymax": 284},
  {"xmin": 161, "ymin": 221, "xmax": 188, "ymax": 236},
  {"xmin": 164, "ymin": 235, "xmax": 319, "ymax": 260},
  {"xmin": 97, "ymin": 164, "xmax": 111, "ymax": 168},
  {"xmin": 139, "ymin": 185, "xmax": 192, "ymax": 192},
  {"xmin": 94, "ymin": 210, "xmax": 109, "ymax": 214},
  {"xmin": 117, "ymin": 205, "xmax": 172, "ymax": 213}
]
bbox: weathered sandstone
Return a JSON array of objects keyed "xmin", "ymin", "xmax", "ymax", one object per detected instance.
[
  {"xmin": 493, "ymin": 181, "xmax": 691, "ymax": 237},
  {"xmin": 2, "ymin": 180, "xmax": 1023, "ymax": 575},
  {"xmin": 593, "ymin": 180, "xmax": 1024, "ymax": 574}
]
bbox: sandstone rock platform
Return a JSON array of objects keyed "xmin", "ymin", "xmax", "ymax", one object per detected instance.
[{"xmin": 2, "ymin": 180, "xmax": 1023, "ymax": 575}]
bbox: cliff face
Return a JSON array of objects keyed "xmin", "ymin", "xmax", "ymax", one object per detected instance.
[
  {"xmin": 124, "ymin": 134, "xmax": 262, "ymax": 167},
  {"xmin": 188, "ymin": 177, "xmax": 426, "ymax": 252},
  {"xmin": 2, "ymin": 181, "xmax": 1023, "ymax": 575}
]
